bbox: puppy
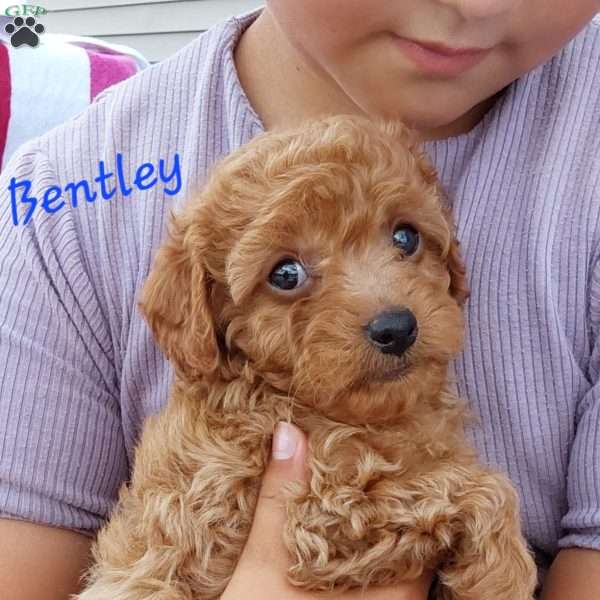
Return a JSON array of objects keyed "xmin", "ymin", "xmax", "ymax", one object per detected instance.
[{"xmin": 76, "ymin": 114, "xmax": 537, "ymax": 600}]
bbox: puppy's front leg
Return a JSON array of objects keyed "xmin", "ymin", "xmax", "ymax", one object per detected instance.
[
  {"xmin": 436, "ymin": 468, "xmax": 538, "ymax": 600},
  {"xmin": 279, "ymin": 458, "xmax": 537, "ymax": 599},
  {"xmin": 74, "ymin": 399, "xmax": 267, "ymax": 600}
]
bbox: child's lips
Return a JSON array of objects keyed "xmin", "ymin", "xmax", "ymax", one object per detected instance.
[{"xmin": 391, "ymin": 34, "xmax": 492, "ymax": 77}]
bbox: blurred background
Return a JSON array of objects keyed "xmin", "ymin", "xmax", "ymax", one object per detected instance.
[
  {"xmin": 0, "ymin": 1, "xmax": 264, "ymax": 168},
  {"xmin": 2, "ymin": 0, "xmax": 263, "ymax": 62}
]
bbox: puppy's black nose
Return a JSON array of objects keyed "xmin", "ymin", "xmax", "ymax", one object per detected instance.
[{"xmin": 365, "ymin": 309, "xmax": 418, "ymax": 357}]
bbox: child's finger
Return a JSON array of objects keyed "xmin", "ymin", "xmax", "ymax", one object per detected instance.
[{"xmin": 236, "ymin": 422, "xmax": 309, "ymax": 576}]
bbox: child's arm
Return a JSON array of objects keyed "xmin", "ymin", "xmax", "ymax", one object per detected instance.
[
  {"xmin": 540, "ymin": 548, "xmax": 600, "ymax": 599},
  {"xmin": 541, "ymin": 257, "xmax": 600, "ymax": 598},
  {"xmin": 0, "ymin": 518, "xmax": 93, "ymax": 600}
]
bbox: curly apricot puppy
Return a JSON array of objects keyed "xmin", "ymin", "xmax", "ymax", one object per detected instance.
[{"xmin": 75, "ymin": 114, "xmax": 537, "ymax": 600}]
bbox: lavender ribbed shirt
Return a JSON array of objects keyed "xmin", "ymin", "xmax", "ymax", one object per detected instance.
[{"xmin": 1, "ymin": 7, "xmax": 599, "ymax": 588}]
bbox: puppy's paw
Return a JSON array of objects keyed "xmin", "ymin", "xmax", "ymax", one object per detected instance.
[{"xmin": 282, "ymin": 492, "xmax": 439, "ymax": 592}]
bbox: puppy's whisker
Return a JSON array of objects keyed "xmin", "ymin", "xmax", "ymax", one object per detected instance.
[
  {"xmin": 287, "ymin": 369, "xmax": 307, "ymax": 422},
  {"xmin": 420, "ymin": 303, "xmax": 451, "ymax": 323},
  {"xmin": 288, "ymin": 363, "xmax": 322, "ymax": 414}
]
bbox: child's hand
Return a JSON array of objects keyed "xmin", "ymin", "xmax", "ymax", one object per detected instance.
[{"xmin": 221, "ymin": 422, "xmax": 435, "ymax": 600}]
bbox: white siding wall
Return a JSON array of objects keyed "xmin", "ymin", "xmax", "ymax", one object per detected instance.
[{"xmin": 40, "ymin": 0, "xmax": 263, "ymax": 62}]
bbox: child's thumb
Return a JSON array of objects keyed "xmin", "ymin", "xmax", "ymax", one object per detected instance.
[{"xmin": 239, "ymin": 422, "xmax": 309, "ymax": 573}]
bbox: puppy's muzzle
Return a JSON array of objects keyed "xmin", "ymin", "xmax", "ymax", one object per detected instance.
[{"xmin": 365, "ymin": 309, "xmax": 418, "ymax": 357}]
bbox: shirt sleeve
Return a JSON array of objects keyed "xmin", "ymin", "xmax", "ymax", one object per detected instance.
[
  {"xmin": 557, "ymin": 254, "xmax": 600, "ymax": 551},
  {"xmin": 0, "ymin": 140, "xmax": 128, "ymax": 538}
]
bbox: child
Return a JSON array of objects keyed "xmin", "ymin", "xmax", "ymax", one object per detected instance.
[{"xmin": 0, "ymin": 2, "xmax": 599, "ymax": 598}]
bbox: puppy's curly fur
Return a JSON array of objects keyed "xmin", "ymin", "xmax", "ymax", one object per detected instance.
[{"xmin": 75, "ymin": 115, "xmax": 537, "ymax": 600}]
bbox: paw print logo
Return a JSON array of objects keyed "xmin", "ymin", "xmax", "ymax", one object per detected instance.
[{"xmin": 5, "ymin": 16, "xmax": 45, "ymax": 48}]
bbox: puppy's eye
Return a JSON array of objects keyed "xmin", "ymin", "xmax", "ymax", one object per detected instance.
[
  {"xmin": 393, "ymin": 224, "xmax": 419, "ymax": 256},
  {"xmin": 268, "ymin": 259, "xmax": 308, "ymax": 290}
]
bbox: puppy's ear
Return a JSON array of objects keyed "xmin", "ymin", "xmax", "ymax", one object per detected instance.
[
  {"xmin": 380, "ymin": 119, "xmax": 470, "ymax": 305},
  {"xmin": 446, "ymin": 237, "xmax": 470, "ymax": 306},
  {"xmin": 435, "ymin": 193, "xmax": 470, "ymax": 307},
  {"xmin": 138, "ymin": 212, "xmax": 222, "ymax": 381}
]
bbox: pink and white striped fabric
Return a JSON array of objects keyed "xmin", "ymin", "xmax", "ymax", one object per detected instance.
[{"xmin": 0, "ymin": 27, "xmax": 149, "ymax": 170}]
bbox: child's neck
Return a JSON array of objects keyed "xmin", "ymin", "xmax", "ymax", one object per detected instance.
[{"xmin": 234, "ymin": 9, "xmax": 357, "ymax": 131}]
